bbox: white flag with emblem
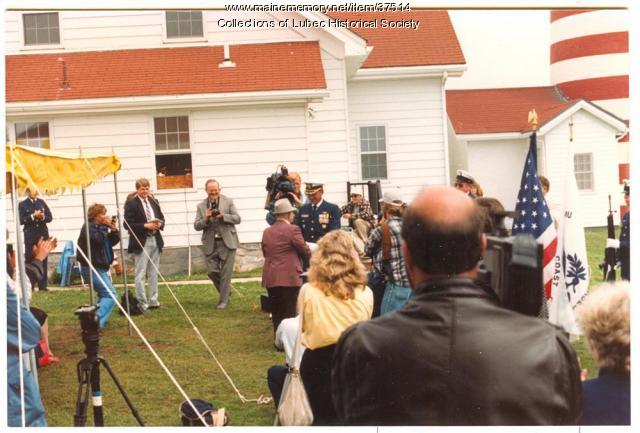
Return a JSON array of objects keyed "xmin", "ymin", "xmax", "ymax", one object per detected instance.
[{"xmin": 548, "ymin": 150, "xmax": 590, "ymax": 335}]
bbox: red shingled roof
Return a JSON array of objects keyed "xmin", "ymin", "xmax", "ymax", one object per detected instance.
[
  {"xmin": 446, "ymin": 86, "xmax": 576, "ymax": 134},
  {"xmin": 6, "ymin": 42, "xmax": 326, "ymax": 102},
  {"xmin": 328, "ymin": 10, "xmax": 465, "ymax": 68}
]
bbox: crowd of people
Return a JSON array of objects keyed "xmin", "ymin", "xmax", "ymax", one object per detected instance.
[
  {"xmin": 261, "ymin": 169, "xmax": 631, "ymax": 426},
  {"xmin": 7, "ymin": 168, "xmax": 631, "ymax": 427}
]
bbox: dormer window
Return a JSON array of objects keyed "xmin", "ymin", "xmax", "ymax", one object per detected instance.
[{"xmin": 166, "ymin": 10, "xmax": 203, "ymax": 38}]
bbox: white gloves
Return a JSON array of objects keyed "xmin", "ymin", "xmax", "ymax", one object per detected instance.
[{"xmin": 606, "ymin": 239, "xmax": 620, "ymax": 249}]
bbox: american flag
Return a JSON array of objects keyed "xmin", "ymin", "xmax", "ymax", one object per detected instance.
[{"xmin": 512, "ymin": 132, "xmax": 558, "ymax": 299}]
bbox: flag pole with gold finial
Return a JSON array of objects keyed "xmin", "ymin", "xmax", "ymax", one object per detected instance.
[{"xmin": 528, "ymin": 108, "xmax": 538, "ymax": 131}]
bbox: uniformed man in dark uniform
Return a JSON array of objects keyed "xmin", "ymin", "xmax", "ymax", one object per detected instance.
[
  {"xmin": 18, "ymin": 188, "xmax": 53, "ymax": 291},
  {"xmin": 454, "ymin": 169, "xmax": 477, "ymax": 199},
  {"xmin": 619, "ymin": 180, "xmax": 630, "ymax": 281},
  {"xmin": 296, "ymin": 182, "xmax": 341, "ymax": 243}
]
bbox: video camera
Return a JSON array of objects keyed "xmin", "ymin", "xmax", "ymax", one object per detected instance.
[
  {"xmin": 264, "ymin": 164, "xmax": 296, "ymax": 225},
  {"xmin": 473, "ymin": 201, "xmax": 544, "ymax": 317},
  {"xmin": 76, "ymin": 305, "xmax": 100, "ymax": 332},
  {"xmin": 265, "ymin": 165, "xmax": 295, "ymax": 204},
  {"xmin": 478, "ymin": 234, "xmax": 544, "ymax": 317}
]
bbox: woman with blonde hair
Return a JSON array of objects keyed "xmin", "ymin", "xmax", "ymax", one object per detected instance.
[
  {"xmin": 298, "ymin": 230, "xmax": 373, "ymax": 425},
  {"xmin": 577, "ymin": 282, "xmax": 630, "ymax": 425}
]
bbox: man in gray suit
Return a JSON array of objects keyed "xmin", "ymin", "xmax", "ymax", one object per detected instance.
[{"xmin": 194, "ymin": 179, "xmax": 241, "ymax": 309}]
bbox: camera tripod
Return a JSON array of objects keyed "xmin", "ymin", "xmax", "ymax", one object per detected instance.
[{"xmin": 73, "ymin": 306, "xmax": 144, "ymax": 427}]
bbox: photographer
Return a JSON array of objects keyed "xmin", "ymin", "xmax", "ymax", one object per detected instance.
[
  {"xmin": 194, "ymin": 179, "xmax": 241, "ymax": 309},
  {"xmin": 77, "ymin": 203, "xmax": 121, "ymax": 329},
  {"xmin": 332, "ymin": 186, "xmax": 582, "ymax": 425}
]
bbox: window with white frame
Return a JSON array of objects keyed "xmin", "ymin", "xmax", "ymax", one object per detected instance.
[
  {"xmin": 154, "ymin": 116, "xmax": 193, "ymax": 189},
  {"xmin": 574, "ymin": 153, "xmax": 594, "ymax": 190},
  {"xmin": 165, "ymin": 10, "xmax": 203, "ymax": 38},
  {"xmin": 360, "ymin": 126, "xmax": 388, "ymax": 180},
  {"xmin": 23, "ymin": 12, "xmax": 60, "ymax": 45},
  {"xmin": 15, "ymin": 122, "xmax": 50, "ymax": 149}
]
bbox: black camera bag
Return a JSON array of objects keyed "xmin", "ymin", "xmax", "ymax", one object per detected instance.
[
  {"xmin": 180, "ymin": 399, "xmax": 228, "ymax": 426},
  {"xmin": 117, "ymin": 290, "xmax": 144, "ymax": 316}
]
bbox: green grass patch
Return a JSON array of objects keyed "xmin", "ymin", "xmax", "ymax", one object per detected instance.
[{"xmin": 32, "ymin": 282, "xmax": 278, "ymax": 427}]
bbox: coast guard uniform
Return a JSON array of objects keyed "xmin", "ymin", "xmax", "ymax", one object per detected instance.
[
  {"xmin": 620, "ymin": 181, "xmax": 630, "ymax": 281},
  {"xmin": 295, "ymin": 183, "xmax": 341, "ymax": 243},
  {"xmin": 19, "ymin": 195, "xmax": 53, "ymax": 290}
]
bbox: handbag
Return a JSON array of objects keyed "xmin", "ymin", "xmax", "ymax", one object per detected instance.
[{"xmin": 274, "ymin": 289, "xmax": 313, "ymax": 426}]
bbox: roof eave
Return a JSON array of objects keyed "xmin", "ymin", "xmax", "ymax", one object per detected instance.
[
  {"xmin": 352, "ymin": 64, "xmax": 466, "ymax": 81},
  {"xmin": 6, "ymin": 88, "xmax": 330, "ymax": 117},
  {"xmin": 300, "ymin": 11, "xmax": 369, "ymax": 58},
  {"xmin": 537, "ymin": 99, "xmax": 628, "ymax": 135},
  {"xmin": 455, "ymin": 132, "xmax": 529, "ymax": 141}
]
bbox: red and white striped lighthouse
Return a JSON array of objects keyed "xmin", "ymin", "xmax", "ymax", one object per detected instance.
[{"xmin": 550, "ymin": 9, "xmax": 629, "ymax": 194}]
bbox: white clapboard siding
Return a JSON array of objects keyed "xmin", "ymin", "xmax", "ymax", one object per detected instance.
[
  {"xmin": 5, "ymin": 10, "xmax": 304, "ymax": 54},
  {"xmin": 347, "ymin": 77, "xmax": 447, "ymax": 204},
  {"xmin": 6, "ymin": 104, "xmax": 311, "ymax": 248},
  {"xmin": 306, "ymin": 48, "xmax": 352, "ymax": 205},
  {"xmin": 543, "ymin": 110, "xmax": 623, "ymax": 227},
  {"xmin": 468, "ymin": 138, "xmax": 529, "ymax": 211},
  {"xmin": 467, "ymin": 109, "xmax": 623, "ymax": 228}
]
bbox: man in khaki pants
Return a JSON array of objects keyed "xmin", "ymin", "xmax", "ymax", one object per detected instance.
[{"xmin": 341, "ymin": 191, "xmax": 375, "ymax": 247}]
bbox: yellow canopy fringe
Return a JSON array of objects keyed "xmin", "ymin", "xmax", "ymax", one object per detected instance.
[{"xmin": 6, "ymin": 144, "xmax": 121, "ymax": 195}]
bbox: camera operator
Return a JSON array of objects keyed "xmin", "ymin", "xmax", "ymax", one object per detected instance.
[
  {"xmin": 332, "ymin": 186, "xmax": 582, "ymax": 425},
  {"xmin": 283, "ymin": 171, "xmax": 303, "ymax": 208},
  {"xmin": 77, "ymin": 203, "xmax": 120, "ymax": 329}
]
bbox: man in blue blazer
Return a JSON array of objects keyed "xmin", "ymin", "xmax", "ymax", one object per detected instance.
[
  {"xmin": 295, "ymin": 182, "xmax": 341, "ymax": 245},
  {"xmin": 19, "ymin": 189, "xmax": 53, "ymax": 291}
]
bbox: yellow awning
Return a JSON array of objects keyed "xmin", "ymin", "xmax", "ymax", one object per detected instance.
[{"xmin": 6, "ymin": 144, "xmax": 121, "ymax": 195}]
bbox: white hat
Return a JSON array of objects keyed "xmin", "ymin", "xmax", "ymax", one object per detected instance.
[
  {"xmin": 379, "ymin": 189, "xmax": 404, "ymax": 206},
  {"xmin": 456, "ymin": 169, "xmax": 475, "ymax": 184},
  {"xmin": 274, "ymin": 198, "xmax": 296, "ymax": 214}
]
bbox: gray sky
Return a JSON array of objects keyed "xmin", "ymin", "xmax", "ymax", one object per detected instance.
[{"xmin": 446, "ymin": 10, "xmax": 551, "ymax": 90}]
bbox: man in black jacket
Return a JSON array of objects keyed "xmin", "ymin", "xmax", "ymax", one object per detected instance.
[
  {"xmin": 124, "ymin": 178, "xmax": 165, "ymax": 311},
  {"xmin": 18, "ymin": 188, "xmax": 53, "ymax": 290},
  {"xmin": 332, "ymin": 186, "xmax": 582, "ymax": 425}
]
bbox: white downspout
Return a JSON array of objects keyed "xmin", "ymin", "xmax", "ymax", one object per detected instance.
[{"xmin": 441, "ymin": 71, "xmax": 451, "ymax": 185}]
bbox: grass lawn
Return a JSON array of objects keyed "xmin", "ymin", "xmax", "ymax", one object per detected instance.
[
  {"xmin": 32, "ymin": 282, "xmax": 279, "ymax": 426},
  {"xmin": 30, "ymin": 227, "xmax": 611, "ymax": 426}
]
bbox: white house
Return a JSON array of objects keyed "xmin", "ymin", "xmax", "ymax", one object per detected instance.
[
  {"xmin": 5, "ymin": 9, "xmax": 466, "ymax": 251},
  {"xmin": 446, "ymin": 86, "xmax": 627, "ymax": 227}
]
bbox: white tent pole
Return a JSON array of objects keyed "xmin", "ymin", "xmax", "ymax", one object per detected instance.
[
  {"xmin": 79, "ymin": 147, "xmax": 95, "ymax": 305},
  {"xmin": 183, "ymin": 188, "xmax": 192, "ymax": 276},
  {"xmin": 113, "ymin": 171, "xmax": 132, "ymax": 336}
]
